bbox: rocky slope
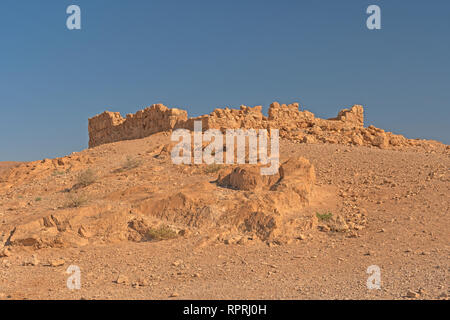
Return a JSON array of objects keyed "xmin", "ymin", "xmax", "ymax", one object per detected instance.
[{"xmin": 0, "ymin": 104, "xmax": 448, "ymax": 300}]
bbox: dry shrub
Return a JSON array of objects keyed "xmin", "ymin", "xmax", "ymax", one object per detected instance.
[
  {"xmin": 146, "ymin": 225, "xmax": 177, "ymax": 241},
  {"xmin": 119, "ymin": 156, "xmax": 142, "ymax": 171},
  {"xmin": 204, "ymin": 164, "xmax": 222, "ymax": 174},
  {"xmin": 75, "ymin": 169, "xmax": 97, "ymax": 188},
  {"xmin": 64, "ymin": 193, "xmax": 88, "ymax": 208}
]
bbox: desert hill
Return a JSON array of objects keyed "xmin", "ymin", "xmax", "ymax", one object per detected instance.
[
  {"xmin": 0, "ymin": 162, "xmax": 21, "ymax": 175},
  {"xmin": 0, "ymin": 102, "xmax": 448, "ymax": 300}
]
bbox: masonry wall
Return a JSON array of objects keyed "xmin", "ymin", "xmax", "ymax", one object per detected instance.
[
  {"xmin": 88, "ymin": 104, "xmax": 188, "ymax": 148},
  {"xmin": 88, "ymin": 102, "xmax": 364, "ymax": 148}
]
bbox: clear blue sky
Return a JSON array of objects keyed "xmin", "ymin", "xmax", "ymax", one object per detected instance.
[{"xmin": 1, "ymin": 0, "xmax": 449, "ymax": 161}]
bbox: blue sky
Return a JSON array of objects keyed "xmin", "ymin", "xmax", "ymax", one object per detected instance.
[{"xmin": 1, "ymin": 0, "xmax": 449, "ymax": 161}]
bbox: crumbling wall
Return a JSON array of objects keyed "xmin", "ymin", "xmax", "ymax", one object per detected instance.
[
  {"xmin": 88, "ymin": 104, "xmax": 187, "ymax": 148},
  {"xmin": 88, "ymin": 101, "xmax": 444, "ymax": 151},
  {"xmin": 89, "ymin": 102, "xmax": 365, "ymax": 148},
  {"xmin": 182, "ymin": 105, "xmax": 268, "ymax": 132}
]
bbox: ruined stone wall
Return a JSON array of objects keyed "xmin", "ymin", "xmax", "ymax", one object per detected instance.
[
  {"xmin": 89, "ymin": 102, "xmax": 364, "ymax": 148},
  {"xmin": 88, "ymin": 104, "xmax": 187, "ymax": 148},
  {"xmin": 182, "ymin": 105, "xmax": 268, "ymax": 132},
  {"xmin": 88, "ymin": 101, "xmax": 445, "ymax": 151}
]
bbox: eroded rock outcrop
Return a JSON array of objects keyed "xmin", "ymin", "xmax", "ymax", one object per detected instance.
[
  {"xmin": 0, "ymin": 157, "xmax": 317, "ymax": 248},
  {"xmin": 134, "ymin": 157, "xmax": 317, "ymax": 243}
]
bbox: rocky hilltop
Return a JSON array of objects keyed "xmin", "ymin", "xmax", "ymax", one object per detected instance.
[
  {"xmin": 0, "ymin": 102, "xmax": 448, "ymax": 299},
  {"xmin": 89, "ymin": 102, "xmax": 446, "ymax": 152}
]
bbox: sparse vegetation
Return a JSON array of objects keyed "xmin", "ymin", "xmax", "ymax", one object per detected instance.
[
  {"xmin": 35, "ymin": 197, "xmax": 42, "ymax": 202},
  {"xmin": 75, "ymin": 168, "xmax": 97, "ymax": 188},
  {"xmin": 146, "ymin": 225, "xmax": 178, "ymax": 241},
  {"xmin": 52, "ymin": 170, "xmax": 65, "ymax": 176},
  {"xmin": 64, "ymin": 193, "xmax": 88, "ymax": 208},
  {"xmin": 316, "ymin": 212, "xmax": 333, "ymax": 221},
  {"xmin": 204, "ymin": 163, "xmax": 222, "ymax": 174},
  {"xmin": 118, "ymin": 156, "xmax": 142, "ymax": 172}
]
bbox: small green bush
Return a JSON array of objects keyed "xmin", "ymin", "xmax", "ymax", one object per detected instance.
[
  {"xmin": 316, "ymin": 212, "xmax": 333, "ymax": 221},
  {"xmin": 146, "ymin": 225, "xmax": 178, "ymax": 241}
]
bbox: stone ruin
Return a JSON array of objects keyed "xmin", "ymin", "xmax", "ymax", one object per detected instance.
[{"xmin": 88, "ymin": 102, "xmax": 445, "ymax": 151}]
